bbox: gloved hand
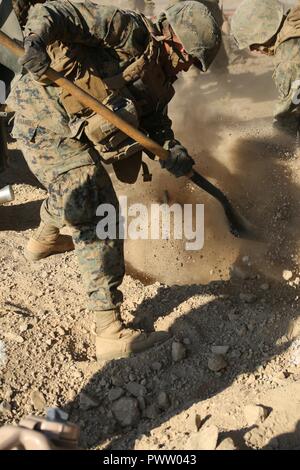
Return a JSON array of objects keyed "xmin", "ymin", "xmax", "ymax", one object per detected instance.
[
  {"xmin": 19, "ymin": 34, "xmax": 50, "ymax": 79},
  {"xmin": 160, "ymin": 140, "xmax": 195, "ymax": 177}
]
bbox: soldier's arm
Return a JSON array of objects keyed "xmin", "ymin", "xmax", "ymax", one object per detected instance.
[{"xmin": 24, "ymin": 1, "xmax": 147, "ymax": 54}]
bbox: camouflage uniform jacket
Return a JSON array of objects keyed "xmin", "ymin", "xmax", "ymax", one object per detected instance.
[{"xmin": 7, "ymin": 1, "xmax": 177, "ymax": 171}]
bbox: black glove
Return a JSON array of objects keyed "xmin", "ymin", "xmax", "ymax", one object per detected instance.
[
  {"xmin": 19, "ymin": 34, "xmax": 50, "ymax": 79},
  {"xmin": 160, "ymin": 140, "xmax": 195, "ymax": 177}
]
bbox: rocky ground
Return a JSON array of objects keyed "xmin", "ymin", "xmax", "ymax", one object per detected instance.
[{"xmin": 1, "ymin": 49, "xmax": 300, "ymax": 450}]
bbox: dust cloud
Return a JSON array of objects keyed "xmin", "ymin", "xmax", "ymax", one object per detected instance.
[{"xmin": 111, "ymin": 59, "xmax": 300, "ymax": 286}]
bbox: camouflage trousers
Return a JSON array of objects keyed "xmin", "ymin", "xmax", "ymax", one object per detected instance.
[{"xmin": 16, "ymin": 124, "xmax": 125, "ymax": 313}]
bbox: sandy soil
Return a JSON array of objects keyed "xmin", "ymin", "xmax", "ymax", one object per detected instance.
[{"xmin": 1, "ymin": 44, "xmax": 300, "ymax": 450}]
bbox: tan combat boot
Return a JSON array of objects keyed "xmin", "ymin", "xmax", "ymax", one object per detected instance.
[
  {"xmin": 24, "ymin": 222, "xmax": 74, "ymax": 261},
  {"xmin": 95, "ymin": 309, "xmax": 170, "ymax": 361}
]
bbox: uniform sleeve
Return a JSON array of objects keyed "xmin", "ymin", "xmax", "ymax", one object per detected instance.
[
  {"xmin": 143, "ymin": 109, "xmax": 175, "ymax": 148},
  {"xmin": 24, "ymin": 1, "xmax": 148, "ymax": 55},
  {"xmin": 273, "ymin": 61, "xmax": 300, "ymax": 119}
]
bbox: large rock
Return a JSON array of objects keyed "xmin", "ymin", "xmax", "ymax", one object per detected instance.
[
  {"xmin": 185, "ymin": 425, "xmax": 219, "ymax": 450},
  {"xmin": 217, "ymin": 438, "xmax": 238, "ymax": 450},
  {"xmin": 30, "ymin": 390, "xmax": 46, "ymax": 412},
  {"xmin": 244, "ymin": 404, "xmax": 269, "ymax": 426},
  {"xmin": 112, "ymin": 397, "xmax": 140, "ymax": 427}
]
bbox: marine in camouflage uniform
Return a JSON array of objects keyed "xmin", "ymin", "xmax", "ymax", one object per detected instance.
[
  {"xmin": 7, "ymin": 0, "xmax": 221, "ymax": 360},
  {"xmin": 231, "ymin": 0, "xmax": 300, "ymax": 135}
]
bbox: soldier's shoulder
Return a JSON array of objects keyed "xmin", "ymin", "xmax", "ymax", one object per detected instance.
[{"xmin": 276, "ymin": 37, "xmax": 300, "ymax": 64}]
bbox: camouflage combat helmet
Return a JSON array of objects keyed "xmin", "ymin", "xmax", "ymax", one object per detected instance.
[
  {"xmin": 231, "ymin": 0, "xmax": 284, "ymax": 49},
  {"xmin": 164, "ymin": 1, "xmax": 221, "ymax": 71}
]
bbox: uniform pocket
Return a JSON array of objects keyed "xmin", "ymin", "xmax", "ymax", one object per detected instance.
[{"xmin": 11, "ymin": 115, "xmax": 37, "ymax": 143}]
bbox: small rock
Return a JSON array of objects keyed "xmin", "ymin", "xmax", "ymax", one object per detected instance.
[
  {"xmin": 111, "ymin": 376, "xmax": 124, "ymax": 387},
  {"xmin": 112, "ymin": 397, "xmax": 140, "ymax": 427},
  {"xmin": 246, "ymin": 374, "xmax": 256, "ymax": 385},
  {"xmin": 30, "ymin": 390, "xmax": 46, "ymax": 411},
  {"xmin": 108, "ymin": 387, "xmax": 125, "ymax": 402},
  {"xmin": 283, "ymin": 270, "xmax": 293, "ymax": 281},
  {"xmin": 56, "ymin": 327, "xmax": 66, "ymax": 336},
  {"xmin": 0, "ymin": 341, "xmax": 7, "ymax": 367},
  {"xmin": 242, "ymin": 256, "xmax": 250, "ymax": 264},
  {"xmin": 260, "ymin": 283, "xmax": 270, "ymax": 291},
  {"xmin": 239, "ymin": 293, "xmax": 256, "ymax": 303},
  {"xmin": 183, "ymin": 337, "xmax": 191, "ymax": 345},
  {"xmin": 172, "ymin": 341, "xmax": 186, "ymax": 362},
  {"xmin": 287, "ymin": 318, "xmax": 300, "ymax": 340},
  {"xmin": 211, "ymin": 345, "xmax": 229, "ymax": 355},
  {"xmin": 208, "ymin": 354, "xmax": 227, "ymax": 372},
  {"xmin": 236, "ymin": 325, "xmax": 248, "ymax": 337},
  {"xmin": 157, "ymin": 391, "xmax": 169, "ymax": 410},
  {"xmin": 243, "ymin": 404, "xmax": 269, "ymax": 426},
  {"xmin": 185, "ymin": 425, "xmax": 219, "ymax": 450},
  {"xmin": 125, "ymin": 382, "xmax": 146, "ymax": 397},
  {"xmin": 151, "ymin": 361, "xmax": 162, "ymax": 371},
  {"xmin": 0, "ymin": 400, "xmax": 12, "ymax": 416},
  {"xmin": 79, "ymin": 392, "xmax": 99, "ymax": 411},
  {"xmin": 144, "ymin": 403, "xmax": 159, "ymax": 420},
  {"xmin": 230, "ymin": 266, "xmax": 249, "ymax": 280},
  {"xmin": 217, "ymin": 437, "xmax": 238, "ymax": 450},
  {"xmin": 19, "ymin": 323, "xmax": 29, "ymax": 333},
  {"xmin": 137, "ymin": 396, "xmax": 146, "ymax": 411},
  {"xmin": 3, "ymin": 332, "xmax": 24, "ymax": 343},
  {"xmin": 294, "ymin": 277, "xmax": 300, "ymax": 286},
  {"xmin": 67, "ymin": 389, "xmax": 77, "ymax": 401},
  {"xmin": 185, "ymin": 413, "xmax": 202, "ymax": 432}
]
